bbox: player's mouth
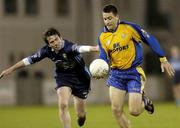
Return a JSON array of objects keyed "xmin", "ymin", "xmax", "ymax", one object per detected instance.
[
  {"xmin": 53, "ymin": 46, "xmax": 60, "ymax": 50},
  {"xmin": 107, "ymin": 24, "xmax": 113, "ymax": 28}
]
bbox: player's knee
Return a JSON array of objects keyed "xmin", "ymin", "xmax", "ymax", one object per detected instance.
[
  {"xmin": 59, "ymin": 102, "xmax": 68, "ymax": 111},
  {"xmin": 111, "ymin": 105, "xmax": 123, "ymax": 114},
  {"xmin": 129, "ymin": 108, "xmax": 141, "ymax": 116}
]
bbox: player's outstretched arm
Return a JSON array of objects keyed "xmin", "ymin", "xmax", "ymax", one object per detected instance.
[
  {"xmin": 0, "ymin": 60, "xmax": 26, "ymax": 79},
  {"xmin": 89, "ymin": 45, "xmax": 99, "ymax": 52},
  {"xmin": 77, "ymin": 45, "xmax": 99, "ymax": 53},
  {"xmin": 160, "ymin": 57, "xmax": 175, "ymax": 77}
]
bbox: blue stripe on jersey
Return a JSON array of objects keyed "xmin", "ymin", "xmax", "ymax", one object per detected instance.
[
  {"xmin": 98, "ymin": 37, "xmax": 109, "ymax": 63},
  {"xmin": 131, "ymin": 39, "xmax": 143, "ymax": 67}
]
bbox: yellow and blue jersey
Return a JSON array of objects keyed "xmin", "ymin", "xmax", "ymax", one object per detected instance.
[{"xmin": 98, "ymin": 20, "xmax": 165, "ymax": 70}]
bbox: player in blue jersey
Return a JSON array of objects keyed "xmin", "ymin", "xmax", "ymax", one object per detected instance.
[
  {"xmin": 0, "ymin": 28, "xmax": 99, "ymax": 128},
  {"xmin": 169, "ymin": 46, "xmax": 180, "ymax": 106},
  {"xmin": 97, "ymin": 5, "xmax": 175, "ymax": 128}
]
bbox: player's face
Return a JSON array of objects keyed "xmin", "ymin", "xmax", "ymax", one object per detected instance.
[
  {"xmin": 102, "ymin": 12, "xmax": 119, "ymax": 31},
  {"xmin": 47, "ymin": 35, "xmax": 63, "ymax": 51}
]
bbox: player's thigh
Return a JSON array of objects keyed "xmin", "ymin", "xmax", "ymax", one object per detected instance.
[
  {"xmin": 128, "ymin": 92, "xmax": 142, "ymax": 111},
  {"xmin": 73, "ymin": 96, "xmax": 86, "ymax": 115},
  {"xmin": 57, "ymin": 86, "xmax": 72, "ymax": 106},
  {"xmin": 109, "ymin": 86, "xmax": 126, "ymax": 109}
]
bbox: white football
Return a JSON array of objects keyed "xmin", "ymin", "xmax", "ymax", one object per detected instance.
[{"xmin": 89, "ymin": 59, "xmax": 109, "ymax": 78}]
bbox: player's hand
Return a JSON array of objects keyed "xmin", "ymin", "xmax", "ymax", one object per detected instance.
[
  {"xmin": 161, "ymin": 61, "xmax": 175, "ymax": 77},
  {"xmin": 0, "ymin": 69, "xmax": 12, "ymax": 79},
  {"xmin": 90, "ymin": 45, "xmax": 99, "ymax": 52}
]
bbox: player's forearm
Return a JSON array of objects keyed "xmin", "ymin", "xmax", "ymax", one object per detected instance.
[
  {"xmin": 90, "ymin": 45, "xmax": 99, "ymax": 52},
  {"xmin": 7, "ymin": 60, "xmax": 26, "ymax": 72},
  {"xmin": 0, "ymin": 60, "xmax": 26, "ymax": 79},
  {"xmin": 78, "ymin": 45, "xmax": 99, "ymax": 53}
]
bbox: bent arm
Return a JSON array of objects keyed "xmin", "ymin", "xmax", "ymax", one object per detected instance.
[
  {"xmin": 0, "ymin": 60, "xmax": 26, "ymax": 79},
  {"xmin": 129, "ymin": 24, "xmax": 175, "ymax": 77}
]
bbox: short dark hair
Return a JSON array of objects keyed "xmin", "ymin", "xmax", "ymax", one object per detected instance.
[
  {"xmin": 43, "ymin": 28, "xmax": 61, "ymax": 44},
  {"xmin": 103, "ymin": 4, "xmax": 118, "ymax": 15}
]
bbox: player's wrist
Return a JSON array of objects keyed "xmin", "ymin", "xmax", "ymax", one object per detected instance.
[{"xmin": 159, "ymin": 57, "xmax": 167, "ymax": 63}]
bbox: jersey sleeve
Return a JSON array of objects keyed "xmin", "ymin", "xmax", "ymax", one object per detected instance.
[
  {"xmin": 71, "ymin": 43, "xmax": 80, "ymax": 53},
  {"xmin": 130, "ymin": 24, "xmax": 165, "ymax": 57},
  {"xmin": 27, "ymin": 46, "xmax": 48, "ymax": 64},
  {"xmin": 64, "ymin": 40, "xmax": 80, "ymax": 53},
  {"xmin": 67, "ymin": 40, "xmax": 91, "ymax": 53}
]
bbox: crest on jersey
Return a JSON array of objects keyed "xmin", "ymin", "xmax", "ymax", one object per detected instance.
[
  {"xmin": 106, "ymin": 40, "xmax": 111, "ymax": 46},
  {"xmin": 62, "ymin": 53, "xmax": 67, "ymax": 59},
  {"xmin": 121, "ymin": 33, "xmax": 126, "ymax": 39}
]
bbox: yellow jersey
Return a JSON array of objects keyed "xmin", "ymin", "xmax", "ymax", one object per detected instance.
[{"xmin": 98, "ymin": 20, "xmax": 165, "ymax": 70}]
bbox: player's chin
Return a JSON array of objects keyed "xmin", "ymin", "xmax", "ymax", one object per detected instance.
[
  {"xmin": 53, "ymin": 47, "xmax": 59, "ymax": 51},
  {"xmin": 107, "ymin": 26, "xmax": 113, "ymax": 31}
]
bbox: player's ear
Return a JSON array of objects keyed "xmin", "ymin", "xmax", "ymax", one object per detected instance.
[
  {"xmin": 45, "ymin": 40, "xmax": 50, "ymax": 47},
  {"xmin": 116, "ymin": 14, "xmax": 119, "ymax": 19},
  {"xmin": 43, "ymin": 37, "xmax": 49, "ymax": 45},
  {"xmin": 59, "ymin": 36, "xmax": 63, "ymax": 40},
  {"xmin": 46, "ymin": 42, "xmax": 51, "ymax": 47}
]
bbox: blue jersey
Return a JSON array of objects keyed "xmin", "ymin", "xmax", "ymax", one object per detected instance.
[{"xmin": 26, "ymin": 39, "xmax": 90, "ymax": 79}]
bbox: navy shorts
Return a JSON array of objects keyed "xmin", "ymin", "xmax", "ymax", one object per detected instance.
[
  {"xmin": 107, "ymin": 67, "xmax": 146, "ymax": 93},
  {"xmin": 55, "ymin": 73, "xmax": 91, "ymax": 99}
]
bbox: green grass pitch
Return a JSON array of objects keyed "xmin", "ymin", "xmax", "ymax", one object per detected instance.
[{"xmin": 0, "ymin": 102, "xmax": 179, "ymax": 128}]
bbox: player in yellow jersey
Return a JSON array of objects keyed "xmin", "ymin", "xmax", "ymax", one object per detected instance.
[{"xmin": 97, "ymin": 4, "xmax": 175, "ymax": 128}]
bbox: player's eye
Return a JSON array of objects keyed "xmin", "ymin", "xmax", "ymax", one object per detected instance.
[
  {"xmin": 55, "ymin": 37, "xmax": 60, "ymax": 42},
  {"xmin": 49, "ymin": 40, "xmax": 55, "ymax": 45},
  {"xmin": 104, "ymin": 17, "xmax": 112, "ymax": 21},
  {"xmin": 108, "ymin": 17, "xmax": 112, "ymax": 20}
]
